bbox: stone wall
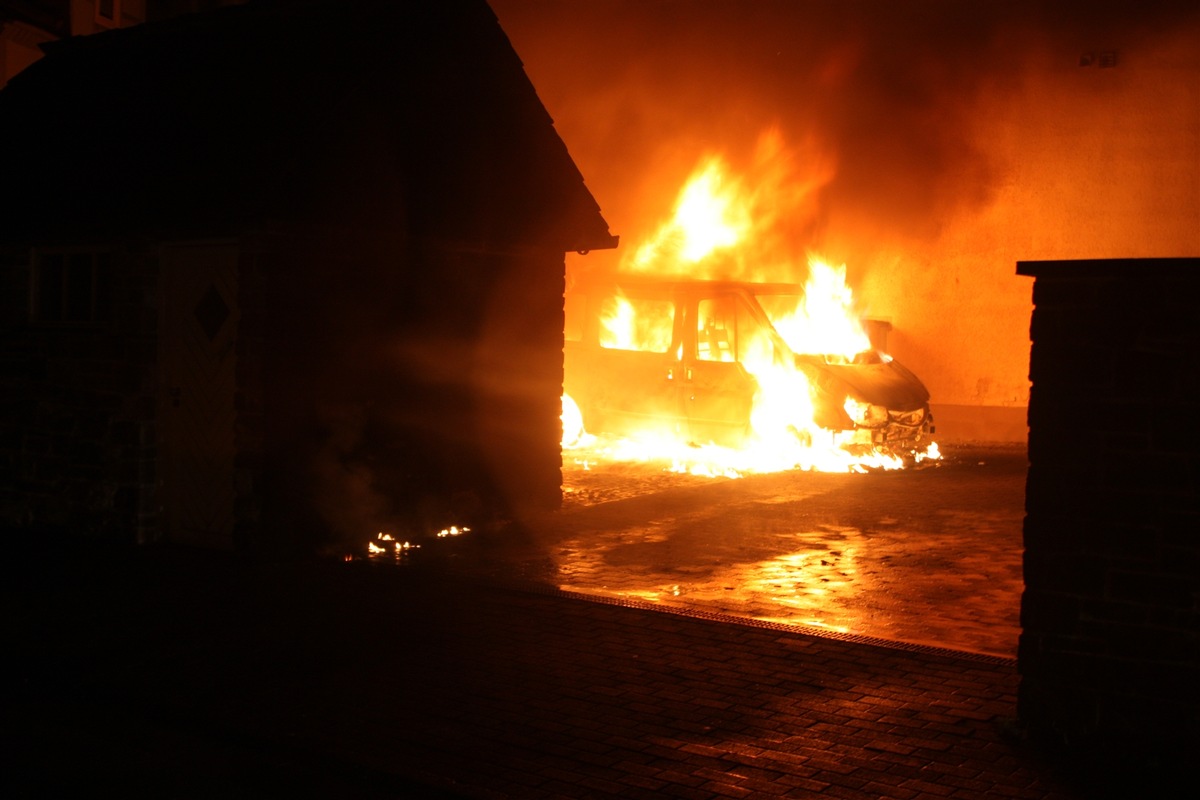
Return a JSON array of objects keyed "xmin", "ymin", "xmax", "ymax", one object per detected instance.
[
  {"xmin": 2, "ymin": 229, "xmax": 568, "ymax": 555},
  {"xmin": 1017, "ymin": 258, "xmax": 1199, "ymax": 768},
  {"xmin": 0, "ymin": 244, "xmax": 159, "ymax": 543}
]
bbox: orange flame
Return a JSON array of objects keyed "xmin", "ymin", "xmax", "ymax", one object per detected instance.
[
  {"xmin": 631, "ymin": 157, "xmax": 750, "ymax": 269},
  {"xmin": 773, "ymin": 258, "xmax": 872, "ymax": 360},
  {"xmin": 625, "ymin": 128, "xmax": 835, "ymax": 281},
  {"xmin": 569, "ymin": 133, "xmax": 936, "ymax": 474}
]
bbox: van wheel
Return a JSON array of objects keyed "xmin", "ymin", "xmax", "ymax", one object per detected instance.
[{"xmin": 561, "ymin": 394, "xmax": 586, "ymax": 446}]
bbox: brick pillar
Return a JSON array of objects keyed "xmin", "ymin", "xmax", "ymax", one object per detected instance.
[{"xmin": 1017, "ymin": 258, "xmax": 1199, "ymax": 768}]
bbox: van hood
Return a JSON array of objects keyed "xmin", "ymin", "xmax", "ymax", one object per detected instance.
[{"xmin": 797, "ymin": 356, "xmax": 931, "ymax": 411}]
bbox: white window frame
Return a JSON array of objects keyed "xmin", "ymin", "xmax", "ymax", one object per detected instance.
[{"xmin": 95, "ymin": 0, "xmax": 122, "ymax": 28}]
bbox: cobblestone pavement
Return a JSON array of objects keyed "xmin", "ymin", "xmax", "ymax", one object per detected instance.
[
  {"xmin": 10, "ymin": 549, "xmax": 1113, "ymax": 799},
  {"xmin": 424, "ymin": 442, "xmax": 1028, "ymax": 658},
  {"xmin": 15, "ymin": 443, "xmax": 1152, "ymax": 798}
]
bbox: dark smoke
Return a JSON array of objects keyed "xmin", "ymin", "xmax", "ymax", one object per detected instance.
[{"xmin": 492, "ymin": 0, "xmax": 1200, "ymax": 250}]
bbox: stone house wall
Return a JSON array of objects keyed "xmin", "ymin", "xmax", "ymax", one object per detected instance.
[{"xmin": 1018, "ymin": 257, "xmax": 1199, "ymax": 766}]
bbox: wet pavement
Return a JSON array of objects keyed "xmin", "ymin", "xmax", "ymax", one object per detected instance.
[
  {"xmin": 11, "ymin": 536, "xmax": 1116, "ymax": 800},
  {"xmin": 440, "ymin": 442, "xmax": 1027, "ymax": 659},
  {"xmin": 16, "ymin": 442, "xmax": 1150, "ymax": 800}
]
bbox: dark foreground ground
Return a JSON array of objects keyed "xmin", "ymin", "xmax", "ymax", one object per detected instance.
[{"xmin": 5, "ymin": 445, "xmax": 1181, "ymax": 798}]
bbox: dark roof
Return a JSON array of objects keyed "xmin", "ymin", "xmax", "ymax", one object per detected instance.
[
  {"xmin": 0, "ymin": 1, "xmax": 70, "ymax": 39},
  {"xmin": 0, "ymin": 0, "xmax": 617, "ymax": 251}
]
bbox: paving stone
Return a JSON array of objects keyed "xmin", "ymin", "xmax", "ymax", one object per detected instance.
[{"xmin": 8, "ymin": 522, "xmax": 1108, "ymax": 799}]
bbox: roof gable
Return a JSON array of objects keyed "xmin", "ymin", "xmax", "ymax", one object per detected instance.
[{"xmin": 0, "ymin": 0, "xmax": 617, "ymax": 251}]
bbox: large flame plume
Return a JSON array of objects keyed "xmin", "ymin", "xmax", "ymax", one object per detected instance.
[
  {"xmin": 564, "ymin": 133, "xmax": 938, "ymax": 475},
  {"xmin": 625, "ymin": 129, "xmax": 835, "ymax": 281}
]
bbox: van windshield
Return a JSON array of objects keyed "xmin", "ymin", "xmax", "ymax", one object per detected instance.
[
  {"xmin": 753, "ymin": 293, "xmax": 805, "ymax": 330},
  {"xmin": 753, "ymin": 291, "xmax": 878, "ymax": 363}
]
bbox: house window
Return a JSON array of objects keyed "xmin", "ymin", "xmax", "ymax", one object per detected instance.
[
  {"xmin": 32, "ymin": 250, "xmax": 113, "ymax": 324},
  {"xmin": 96, "ymin": 0, "xmax": 121, "ymax": 27}
]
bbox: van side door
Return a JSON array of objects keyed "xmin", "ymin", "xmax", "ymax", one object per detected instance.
[
  {"xmin": 563, "ymin": 289, "xmax": 685, "ymax": 439},
  {"xmin": 681, "ymin": 292, "xmax": 765, "ymax": 446}
]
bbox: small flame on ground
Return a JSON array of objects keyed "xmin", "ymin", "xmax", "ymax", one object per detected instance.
[
  {"xmin": 366, "ymin": 531, "xmax": 420, "ymax": 561},
  {"xmin": 360, "ymin": 526, "xmax": 474, "ymax": 563}
]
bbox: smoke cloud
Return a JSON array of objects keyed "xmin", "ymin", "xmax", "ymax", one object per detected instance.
[{"xmin": 492, "ymin": 0, "xmax": 1199, "ymax": 261}]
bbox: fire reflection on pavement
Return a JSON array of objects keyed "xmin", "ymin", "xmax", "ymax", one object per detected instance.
[{"xmin": 544, "ymin": 442, "xmax": 1025, "ymax": 658}]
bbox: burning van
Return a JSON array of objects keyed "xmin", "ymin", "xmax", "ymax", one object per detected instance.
[{"xmin": 563, "ymin": 270, "xmax": 935, "ymax": 463}]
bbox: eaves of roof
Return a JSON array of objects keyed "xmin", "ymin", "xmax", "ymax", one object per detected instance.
[{"xmin": 0, "ymin": 0, "xmax": 617, "ymax": 253}]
